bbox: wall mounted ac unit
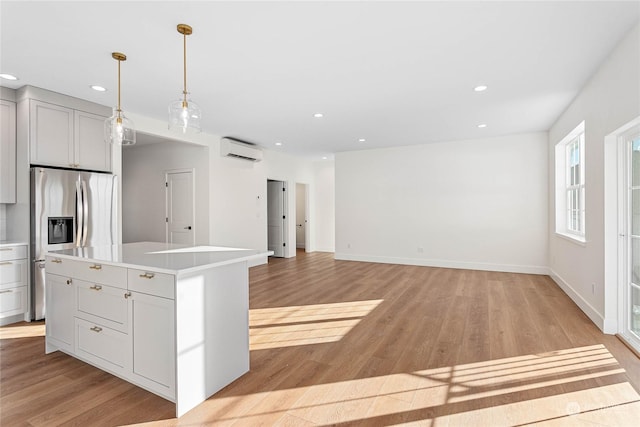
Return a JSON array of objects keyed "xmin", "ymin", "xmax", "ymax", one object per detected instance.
[{"xmin": 220, "ymin": 137, "xmax": 263, "ymax": 162}]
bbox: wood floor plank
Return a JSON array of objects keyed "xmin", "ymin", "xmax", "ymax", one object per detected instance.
[{"xmin": 1, "ymin": 250, "xmax": 639, "ymax": 426}]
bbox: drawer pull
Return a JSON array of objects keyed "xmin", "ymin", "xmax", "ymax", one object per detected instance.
[
  {"xmin": 124, "ymin": 291, "xmax": 132, "ymax": 299},
  {"xmin": 89, "ymin": 285, "xmax": 102, "ymax": 291},
  {"xmin": 0, "ymin": 290, "xmax": 12, "ymax": 294},
  {"xmin": 139, "ymin": 272, "xmax": 155, "ymax": 279},
  {"xmin": 51, "ymin": 258, "xmax": 62, "ymax": 264},
  {"xmin": 89, "ymin": 264, "xmax": 102, "ymax": 270},
  {"xmin": 66, "ymin": 279, "xmax": 72, "ymax": 285},
  {"xmin": 0, "ymin": 248, "xmax": 13, "ymax": 251},
  {"xmin": 90, "ymin": 326, "xmax": 103, "ymax": 333},
  {"xmin": 0, "ymin": 261, "xmax": 12, "ymax": 266}
]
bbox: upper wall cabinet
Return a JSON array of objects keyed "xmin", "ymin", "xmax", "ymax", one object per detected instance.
[
  {"xmin": 0, "ymin": 99, "xmax": 17, "ymax": 203},
  {"xmin": 29, "ymin": 100, "xmax": 111, "ymax": 172}
]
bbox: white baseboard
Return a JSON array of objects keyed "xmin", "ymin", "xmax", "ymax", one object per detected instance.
[
  {"xmin": 334, "ymin": 253, "xmax": 549, "ymax": 275},
  {"xmin": 549, "ymin": 269, "xmax": 607, "ymax": 332}
]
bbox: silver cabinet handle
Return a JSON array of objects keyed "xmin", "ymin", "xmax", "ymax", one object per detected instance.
[
  {"xmin": 0, "ymin": 261, "xmax": 12, "ymax": 266},
  {"xmin": 89, "ymin": 285, "xmax": 102, "ymax": 291},
  {"xmin": 184, "ymin": 226, "xmax": 192, "ymax": 230},
  {"xmin": 89, "ymin": 264, "xmax": 102, "ymax": 270},
  {"xmin": 0, "ymin": 248, "xmax": 13, "ymax": 251},
  {"xmin": 0, "ymin": 290, "xmax": 12, "ymax": 294},
  {"xmin": 124, "ymin": 291, "xmax": 132, "ymax": 299},
  {"xmin": 139, "ymin": 272, "xmax": 155, "ymax": 279},
  {"xmin": 90, "ymin": 326, "xmax": 102, "ymax": 333},
  {"xmin": 51, "ymin": 258, "xmax": 62, "ymax": 264}
]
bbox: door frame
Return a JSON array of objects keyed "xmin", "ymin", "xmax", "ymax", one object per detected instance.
[
  {"xmin": 165, "ymin": 168, "xmax": 195, "ymax": 245},
  {"xmin": 267, "ymin": 178, "xmax": 290, "ymax": 258},
  {"xmin": 605, "ymin": 116, "xmax": 640, "ymax": 345},
  {"xmin": 295, "ymin": 182, "xmax": 310, "ymax": 253}
]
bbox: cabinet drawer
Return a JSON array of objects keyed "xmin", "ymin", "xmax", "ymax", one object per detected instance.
[
  {"xmin": 128, "ymin": 269, "xmax": 174, "ymax": 299},
  {"xmin": 76, "ymin": 280, "xmax": 128, "ymax": 332},
  {"xmin": 0, "ymin": 286, "xmax": 27, "ymax": 318},
  {"xmin": 75, "ymin": 318, "xmax": 129, "ymax": 373},
  {"xmin": 46, "ymin": 257, "xmax": 127, "ymax": 289},
  {"xmin": 0, "ymin": 259, "xmax": 27, "ymax": 288},
  {"xmin": 0, "ymin": 245, "xmax": 27, "ymax": 261}
]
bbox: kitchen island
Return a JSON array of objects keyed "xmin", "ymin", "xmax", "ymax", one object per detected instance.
[{"xmin": 45, "ymin": 241, "xmax": 270, "ymax": 417}]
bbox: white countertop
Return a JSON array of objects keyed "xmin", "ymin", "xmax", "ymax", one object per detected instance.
[
  {"xmin": 0, "ymin": 240, "xmax": 29, "ymax": 248},
  {"xmin": 48, "ymin": 241, "xmax": 271, "ymax": 275}
]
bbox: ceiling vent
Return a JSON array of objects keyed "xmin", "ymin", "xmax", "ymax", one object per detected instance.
[{"xmin": 220, "ymin": 137, "xmax": 263, "ymax": 162}]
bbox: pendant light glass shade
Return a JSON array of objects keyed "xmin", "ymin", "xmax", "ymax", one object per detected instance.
[
  {"xmin": 105, "ymin": 52, "xmax": 136, "ymax": 145},
  {"xmin": 105, "ymin": 108, "xmax": 136, "ymax": 146},
  {"xmin": 168, "ymin": 24, "xmax": 202, "ymax": 134},
  {"xmin": 168, "ymin": 96, "xmax": 201, "ymax": 134}
]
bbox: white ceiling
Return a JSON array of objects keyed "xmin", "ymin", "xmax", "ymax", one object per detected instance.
[{"xmin": 1, "ymin": 1, "xmax": 638, "ymax": 158}]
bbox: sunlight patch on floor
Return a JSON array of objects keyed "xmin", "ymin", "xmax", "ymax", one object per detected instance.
[
  {"xmin": 177, "ymin": 344, "xmax": 639, "ymax": 426},
  {"xmin": 249, "ymin": 300, "xmax": 384, "ymax": 350},
  {"xmin": 0, "ymin": 322, "xmax": 45, "ymax": 339}
]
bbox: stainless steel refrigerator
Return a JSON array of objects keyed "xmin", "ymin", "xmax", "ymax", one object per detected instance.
[{"xmin": 30, "ymin": 167, "xmax": 118, "ymax": 320}]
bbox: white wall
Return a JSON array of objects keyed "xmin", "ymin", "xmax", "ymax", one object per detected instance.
[
  {"xmin": 314, "ymin": 160, "xmax": 335, "ymax": 252},
  {"xmin": 548, "ymin": 23, "xmax": 640, "ymax": 332},
  {"xmin": 122, "ymin": 141, "xmax": 210, "ymax": 245},
  {"xmin": 335, "ymin": 132, "xmax": 549, "ymax": 273},
  {"xmin": 123, "ymin": 113, "xmax": 335, "ymax": 260},
  {"xmin": 296, "ymin": 183, "xmax": 306, "ymax": 248}
]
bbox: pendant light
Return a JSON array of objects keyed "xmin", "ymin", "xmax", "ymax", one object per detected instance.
[
  {"xmin": 168, "ymin": 24, "xmax": 202, "ymax": 133},
  {"xmin": 104, "ymin": 52, "xmax": 136, "ymax": 145}
]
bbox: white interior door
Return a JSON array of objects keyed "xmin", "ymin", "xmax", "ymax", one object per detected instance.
[
  {"xmin": 295, "ymin": 183, "xmax": 308, "ymax": 251},
  {"xmin": 267, "ymin": 180, "xmax": 285, "ymax": 257},
  {"xmin": 625, "ymin": 128, "xmax": 640, "ymax": 352},
  {"xmin": 166, "ymin": 170, "xmax": 194, "ymax": 245}
]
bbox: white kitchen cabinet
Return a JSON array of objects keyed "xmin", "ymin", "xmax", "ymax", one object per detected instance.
[
  {"xmin": 45, "ymin": 242, "xmax": 265, "ymax": 417},
  {"xmin": 130, "ymin": 290, "xmax": 175, "ymax": 398},
  {"xmin": 75, "ymin": 110, "xmax": 111, "ymax": 172},
  {"xmin": 45, "ymin": 273, "xmax": 75, "ymax": 352},
  {"xmin": 0, "ymin": 244, "xmax": 28, "ymax": 325},
  {"xmin": 75, "ymin": 317, "xmax": 129, "ymax": 375},
  {"xmin": 0, "ymin": 99, "xmax": 17, "ymax": 203},
  {"xmin": 28, "ymin": 100, "xmax": 111, "ymax": 172},
  {"xmin": 75, "ymin": 279, "xmax": 128, "ymax": 333}
]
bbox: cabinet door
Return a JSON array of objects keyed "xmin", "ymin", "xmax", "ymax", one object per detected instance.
[
  {"xmin": 75, "ymin": 110, "xmax": 111, "ymax": 172},
  {"xmin": 0, "ymin": 286, "xmax": 27, "ymax": 319},
  {"xmin": 130, "ymin": 292, "xmax": 175, "ymax": 397},
  {"xmin": 76, "ymin": 280, "xmax": 128, "ymax": 332},
  {"xmin": 45, "ymin": 273, "xmax": 75, "ymax": 353},
  {"xmin": 30, "ymin": 100, "xmax": 74, "ymax": 168},
  {"xmin": 0, "ymin": 99, "xmax": 16, "ymax": 203}
]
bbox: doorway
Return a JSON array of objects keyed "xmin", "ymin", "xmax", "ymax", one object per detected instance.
[
  {"xmin": 165, "ymin": 169, "xmax": 195, "ymax": 245},
  {"xmin": 622, "ymin": 124, "xmax": 640, "ymax": 352},
  {"xmin": 296, "ymin": 183, "xmax": 309, "ymax": 252},
  {"xmin": 267, "ymin": 180, "xmax": 286, "ymax": 257}
]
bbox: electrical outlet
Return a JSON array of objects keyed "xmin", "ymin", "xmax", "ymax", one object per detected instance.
[
  {"xmin": 592, "ymin": 283, "xmax": 595, "ymax": 294},
  {"xmin": 347, "ymin": 243, "xmax": 351, "ymax": 249},
  {"xmin": 417, "ymin": 247, "xmax": 424, "ymax": 253}
]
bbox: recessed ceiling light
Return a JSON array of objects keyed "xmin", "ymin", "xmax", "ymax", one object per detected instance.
[
  {"xmin": 358, "ymin": 138, "xmax": 366, "ymax": 142},
  {"xmin": 313, "ymin": 113, "xmax": 324, "ymax": 118},
  {"xmin": 477, "ymin": 123, "xmax": 487, "ymax": 128},
  {"xmin": 474, "ymin": 85, "xmax": 488, "ymax": 92},
  {"xmin": 275, "ymin": 142, "xmax": 282, "ymax": 146},
  {"xmin": 322, "ymin": 156, "xmax": 328, "ymax": 160},
  {"xmin": 0, "ymin": 73, "xmax": 18, "ymax": 81},
  {"xmin": 90, "ymin": 85, "xmax": 107, "ymax": 92}
]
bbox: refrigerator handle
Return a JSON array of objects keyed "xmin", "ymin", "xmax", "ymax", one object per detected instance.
[
  {"xmin": 82, "ymin": 179, "xmax": 89, "ymax": 247},
  {"xmin": 75, "ymin": 180, "xmax": 83, "ymax": 247}
]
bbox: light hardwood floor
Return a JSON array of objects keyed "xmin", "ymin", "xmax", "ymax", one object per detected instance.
[{"xmin": 2, "ymin": 251, "xmax": 640, "ymax": 426}]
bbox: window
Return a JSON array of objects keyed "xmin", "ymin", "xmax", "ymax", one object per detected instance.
[{"xmin": 555, "ymin": 121, "xmax": 586, "ymax": 242}]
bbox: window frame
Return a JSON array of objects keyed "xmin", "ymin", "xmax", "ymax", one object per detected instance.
[{"xmin": 555, "ymin": 121, "xmax": 586, "ymax": 244}]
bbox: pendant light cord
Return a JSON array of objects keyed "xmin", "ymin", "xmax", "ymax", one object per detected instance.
[
  {"xmin": 183, "ymin": 31, "xmax": 188, "ymax": 103},
  {"xmin": 117, "ymin": 58, "xmax": 122, "ymax": 113}
]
